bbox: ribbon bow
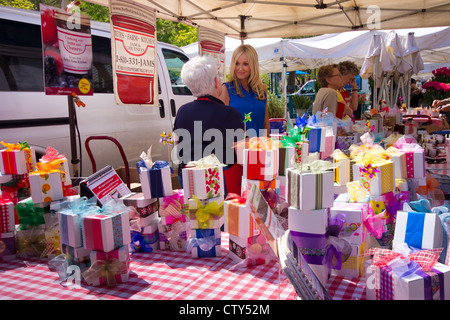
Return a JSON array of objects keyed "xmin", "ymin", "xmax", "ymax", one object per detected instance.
[
  {"xmin": 364, "ymin": 246, "xmax": 443, "ymax": 272},
  {"xmin": 32, "ymin": 158, "xmax": 66, "ymax": 175},
  {"xmin": 225, "ymin": 191, "xmax": 248, "ymax": 205},
  {"xmin": 82, "ymin": 258, "xmax": 128, "ymax": 287},
  {"xmin": 191, "ymin": 195, "xmax": 223, "ymax": 229},
  {"xmin": 298, "ymin": 152, "xmax": 336, "ymax": 173},
  {"xmin": 248, "ymin": 137, "xmax": 281, "ymax": 150},
  {"xmin": 1, "ymin": 141, "xmax": 30, "ymax": 151},
  {"xmin": 185, "ymin": 154, "xmax": 226, "ymax": 168},
  {"xmin": 41, "ymin": 146, "xmax": 65, "ymax": 162}
]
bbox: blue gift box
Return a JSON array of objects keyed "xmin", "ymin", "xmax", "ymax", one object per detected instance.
[{"xmin": 307, "ymin": 126, "xmax": 324, "ymax": 153}]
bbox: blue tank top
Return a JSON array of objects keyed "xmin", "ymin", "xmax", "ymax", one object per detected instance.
[{"xmin": 225, "ymin": 82, "xmax": 267, "ymax": 137}]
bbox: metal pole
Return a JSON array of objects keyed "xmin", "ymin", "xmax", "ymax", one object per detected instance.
[{"xmin": 68, "ymin": 95, "xmax": 79, "ymax": 177}]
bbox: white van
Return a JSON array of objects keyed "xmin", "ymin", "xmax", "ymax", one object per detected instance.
[{"xmin": 0, "ymin": 5, "xmax": 194, "ymax": 177}]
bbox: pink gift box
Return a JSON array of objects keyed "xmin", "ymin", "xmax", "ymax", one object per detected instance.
[
  {"xmin": 82, "ymin": 211, "xmax": 131, "ymax": 252},
  {"xmin": 404, "ymin": 150, "xmax": 425, "ymax": 179},
  {"xmin": 0, "ymin": 147, "xmax": 36, "ymax": 175},
  {"xmin": 86, "ymin": 246, "xmax": 130, "ymax": 286}
]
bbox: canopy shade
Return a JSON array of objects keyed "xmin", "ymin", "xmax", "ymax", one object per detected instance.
[{"xmin": 85, "ymin": 0, "xmax": 450, "ymax": 39}]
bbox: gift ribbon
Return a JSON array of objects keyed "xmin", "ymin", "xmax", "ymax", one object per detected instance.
[
  {"xmin": 248, "ymin": 137, "xmax": 281, "ymax": 150},
  {"xmin": 17, "ymin": 228, "xmax": 46, "ymax": 257},
  {"xmin": 41, "ymin": 226, "xmax": 61, "ymax": 258},
  {"xmin": 185, "ymin": 154, "xmax": 226, "ymax": 168},
  {"xmin": 15, "ymin": 199, "xmax": 46, "ymax": 228},
  {"xmin": 364, "ymin": 246, "xmax": 443, "ymax": 272},
  {"xmin": 40, "ymin": 146, "xmax": 65, "ymax": 162},
  {"xmin": 1, "ymin": 141, "xmax": 29, "ymax": 151},
  {"xmin": 31, "ymin": 158, "xmax": 66, "ymax": 175},
  {"xmin": 190, "ymin": 195, "xmax": 224, "ymax": 229},
  {"xmin": 186, "ymin": 232, "xmax": 220, "ymax": 255},
  {"xmin": 160, "ymin": 220, "xmax": 187, "ymax": 250},
  {"xmin": 48, "ymin": 254, "xmax": 70, "ymax": 280},
  {"xmin": 346, "ymin": 181, "xmax": 370, "ymax": 203},
  {"xmin": 82, "ymin": 257, "xmax": 128, "ymax": 287}
]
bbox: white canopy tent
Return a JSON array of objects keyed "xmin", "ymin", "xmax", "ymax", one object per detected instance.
[{"xmin": 87, "ymin": 0, "xmax": 450, "ymax": 39}]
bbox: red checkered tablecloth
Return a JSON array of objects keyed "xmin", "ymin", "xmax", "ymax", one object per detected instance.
[{"xmin": 0, "ymin": 232, "xmax": 367, "ymax": 300}]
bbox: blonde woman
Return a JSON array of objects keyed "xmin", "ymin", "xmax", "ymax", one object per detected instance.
[{"xmin": 219, "ymin": 44, "xmax": 270, "ymax": 137}]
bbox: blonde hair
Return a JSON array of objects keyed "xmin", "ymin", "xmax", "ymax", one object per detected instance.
[{"xmin": 228, "ymin": 44, "xmax": 267, "ymax": 100}]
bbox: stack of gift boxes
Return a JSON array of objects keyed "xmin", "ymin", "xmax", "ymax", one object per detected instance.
[{"xmin": 182, "ymin": 155, "xmax": 225, "ymax": 258}]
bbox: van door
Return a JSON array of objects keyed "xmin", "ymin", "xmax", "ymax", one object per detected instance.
[{"xmin": 157, "ymin": 43, "xmax": 194, "ymax": 130}]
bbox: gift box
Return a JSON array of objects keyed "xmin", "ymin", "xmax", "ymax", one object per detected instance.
[
  {"xmin": 15, "ymin": 197, "xmax": 48, "ymax": 230},
  {"xmin": 39, "ymin": 147, "xmax": 72, "ymax": 195},
  {"xmin": 353, "ymin": 160, "xmax": 395, "ymax": 197},
  {"xmin": 0, "ymin": 198, "xmax": 15, "ymax": 233},
  {"xmin": 330, "ymin": 202, "xmax": 369, "ymax": 245},
  {"xmin": 83, "ymin": 245, "xmax": 130, "ymax": 287},
  {"xmin": 365, "ymin": 248, "xmax": 450, "ymax": 300},
  {"xmin": 130, "ymin": 218, "xmax": 159, "ymax": 253},
  {"xmin": 188, "ymin": 196, "xmax": 224, "ymax": 229},
  {"xmin": 332, "ymin": 150, "xmax": 350, "ymax": 186},
  {"xmin": 0, "ymin": 173, "xmax": 31, "ymax": 207},
  {"xmin": 224, "ymin": 196, "xmax": 260, "ymax": 239},
  {"xmin": 306, "ymin": 126, "xmax": 326, "ymax": 153},
  {"xmin": 228, "ymin": 233, "xmax": 275, "ymax": 267},
  {"xmin": 140, "ymin": 166, "xmax": 173, "ymax": 199},
  {"xmin": 286, "ymin": 168, "xmax": 334, "ymax": 211},
  {"xmin": 158, "ymin": 221, "xmax": 189, "ymax": 250},
  {"xmin": 60, "ymin": 243, "xmax": 91, "ymax": 269},
  {"xmin": 393, "ymin": 211, "xmax": 444, "ymax": 250},
  {"xmin": 243, "ymin": 149, "xmax": 278, "ymax": 181},
  {"xmin": 335, "ymin": 135, "xmax": 354, "ymax": 151},
  {"xmin": 16, "ymin": 225, "xmax": 46, "ymax": 258},
  {"xmin": 57, "ymin": 197, "xmax": 100, "ymax": 248},
  {"xmin": 278, "ymin": 175, "xmax": 287, "ymax": 200},
  {"xmin": 29, "ymin": 171, "xmax": 64, "ymax": 204},
  {"xmin": 241, "ymin": 178, "xmax": 279, "ymax": 195},
  {"xmin": 0, "ymin": 231, "xmax": 17, "ymax": 260},
  {"xmin": 188, "ymin": 228, "xmax": 221, "ymax": 258},
  {"xmin": 404, "ymin": 150, "xmax": 426, "ymax": 179},
  {"xmin": 82, "ymin": 210, "xmax": 131, "ymax": 252},
  {"xmin": 277, "ymin": 146, "xmax": 295, "ymax": 176},
  {"xmin": 288, "ymin": 207, "xmax": 328, "ymax": 235},
  {"xmin": 119, "ymin": 192, "xmax": 159, "ymax": 218},
  {"xmin": 320, "ymin": 134, "xmax": 335, "ymax": 160},
  {"xmin": 0, "ymin": 143, "xmax": 36, "ymax": 175},
  {"xmin": 182, "ymin": 166, "xmax": 224, "ymax": 200},
  {"xmin": 386, "ymin": 150, "xmax": 407, "ymax": 180},
  {"xmin": 331, "ymin": 241, "xmax": 369, "ymax": 279}
]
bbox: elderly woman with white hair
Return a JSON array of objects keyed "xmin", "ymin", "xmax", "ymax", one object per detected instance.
[{"xmin": 173, "ymin": 55, "xmax": 245, "ymax": 195}]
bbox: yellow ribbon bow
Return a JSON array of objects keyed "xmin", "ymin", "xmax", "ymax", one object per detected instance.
[
  {"xmin": 1, "ymin": 141, "xmax": 29, "ymax": 151},
  {"xmin": 31, "ymin": 158, "xmax": 66, "ymax": 175},
  {"xmin": 191, "ymin": 195, "xmax": 224, "ymax": 229}
]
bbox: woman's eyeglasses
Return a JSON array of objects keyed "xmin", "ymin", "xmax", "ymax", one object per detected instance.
[{"xmin": 328, "ymin": 74, "xmax": 343, "ymax": 77}]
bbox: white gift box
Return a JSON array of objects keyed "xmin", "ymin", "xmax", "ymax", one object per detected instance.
[
  {"xmin": 288, "ymin": 207, "xmax": 328, "ymax": 235},
  {"xmin": 58, "ymin": 210, "xmax": 83, "ymax": 248},
  {"xmin": 286, "ymin": 168, "xmax": 334, "ymax": 211},
  {"xmin": 404, "ymin": 150, "xmax": 425, "ymax": 179},
  {"xmin": 334, "ymin": 157, "xmax": 350, "ymax": 186},
  {"xmin": 393, "ymin": 211, "xmax": 444, "ymax": 250},
  {"xmin": 352, "ymin": 161, "xmax": 395, "ymax": 197},
  {"xmin": 140, "ymin": 166, "xmax": 173, "ymax": 199},
  {"xmin": 182, "ymin": 166, "xmax": 224, "ymax": 200},
  {"xmin": 224, "ymin": 198, "xmax": 260, "ymax": 239},
  {"xmin": 365, "ymin": 259, "xmax": 450, "ymax": 300},
  {"xmin": 390, "ymin": 153, "xmax": 407, "ymax": 180},
  {"xmin": 330, "ymin": 202, "xmax": 369, "ymax": 245},
  {"xmin": 29, "ymin": 171, "xmax": 64, "ymax": 204}
]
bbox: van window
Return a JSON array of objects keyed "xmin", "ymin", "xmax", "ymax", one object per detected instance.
[{"xmin": 162, "ymin": 48, "xmax": 191, "ymax": 96}]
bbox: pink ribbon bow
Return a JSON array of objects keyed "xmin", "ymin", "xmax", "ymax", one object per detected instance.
[{"xmin": 364, "ymin": 247, "xmax": 443, "ymax": 272}]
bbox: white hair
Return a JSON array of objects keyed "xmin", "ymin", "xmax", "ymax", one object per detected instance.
[{"xmin": 181, "ymin": 55, "xmax": 218, "ymax": 97}]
